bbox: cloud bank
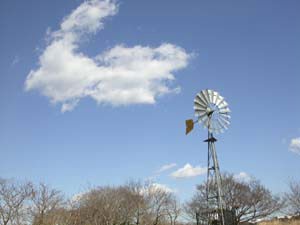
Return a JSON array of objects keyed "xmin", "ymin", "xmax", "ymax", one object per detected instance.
[
  {"xmin": 289, "ymin": 137, "xmax": 300, "ymax": 155},
  {"xmin": 151, "ymin": 183, "xmax": 175, "ymax": 193},
  {"xmin": 171, "ymin": 163, "xmax": 206, "ymax": 179},
  {"xmin": 234, "ymin": 172, "xmax": 252, "ymax": 182},
  {"xmin": 25, "ymin": 0, "xmax": 190, "ymax": 112},
  {"xmin": 157, "ymin": 163, "xmax": 177, "ymax": 173}
]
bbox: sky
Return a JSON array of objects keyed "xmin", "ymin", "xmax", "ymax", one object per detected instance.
[{"xmin": 0, "ymin": 0, "xmax": 300, "ymax": 201}]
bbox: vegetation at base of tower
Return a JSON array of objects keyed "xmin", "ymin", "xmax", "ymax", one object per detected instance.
[
  {"xmin": 184, "ymin": 173, "xmax": 284, "ymax": 225},
  {"xmin": 257, "ymin": 215, "xmax": 300, "ymax": 225},
  {"xmin": 0, "ymin": 176, "xmax": 299, "ymax": 225},
  {"xmin": 284, "ymin": 181, "xmax": 300, "ymax": 216}
]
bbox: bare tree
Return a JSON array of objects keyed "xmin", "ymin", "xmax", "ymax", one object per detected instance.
[
  {"xmin": 184, "ymin": 192, "xmax": 207, "ymax": 225},
  {"xmin": 0, "ymin": 178, "xmax": 33, "ymax": 225},
  {"xmin": 74, "ymin": 186, "xmax": 138, "ymax": 225},
  {"xmin": 15, "ymin": 180, "xmax": 182, "ymax": 225},
  {"xmin": 285, "ymin": 180, "xmax": 300, "ymax": 216},
  {"xmin": 146, "ymin": 184, "xmax": 173, "ymax": 225},
  {"xmin": 30, "ymin": 183, "xmax": 65, "ymax": 225},
  {"xmin": 125, "ymin": 180, "xmax": 150, "ymax": 225},
  {"xmin": 185, "ymin": 173, "xmax": 283, "ymax": 225},
  {"xmin": 165, "ymin": 195, "xmax": 180, "ymax": 225}
]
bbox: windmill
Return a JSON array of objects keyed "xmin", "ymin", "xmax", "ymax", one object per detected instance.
[{"xmin": 186, "ymin": 89, "xmax": 231, "ymax": 225}]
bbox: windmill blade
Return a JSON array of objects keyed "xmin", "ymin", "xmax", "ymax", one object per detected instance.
[
  {"xmin": 217, "ymin": 128, "xmax": 225, "ymax": 134},
  {"xmin": 219, "ymin": 116, "xmax": 230, "ymax": 128},
  {"xmin": 199, "ymin": 114, "xmax": 208, "ymax": 122},
  {"xmin": 219, "ymin": 106, "xmax": 230, "ymax": 113},
  {"xmin": 207, "ymin": 90, "xmax": 214, "ymax": 103},
  {"xmin": 195, "ymin": 109, "xmax": 206, "ymax": 117},
  {"xmin": 215, "ymin": 95, "xmax": 224, "ymax": 107},
  {"xmin": 198, "ymin": 92, "xmax": 208, "ymax": 105},
  {"xmin": 195, "ymin": 109, "xmax": 207, "ymax": 117},
  {"xmin": 194, "ymin": 104, "xmax": 206, "ymax": 112},
  {"xmin": 219, "ymin": 108, "xmax": 231, "ymax": 114},
  {"xmin": 209, "ymin": 121, "xmax": 215, "ymax": 130},
  {"xmin": 219, "ymin": 114, "xmax": 230, "ymax": 124},
  {"xmin": 211, "ymin": 122, "xmax": 219, "ymax": 133},
  {"xmin": 221, "ymin": 114, "xmax": 231, "ymax": 119},
  {"xmin": 204, "ymin": 89, "xmax": 212, "ymax": 104},
  {"xmin": 194, "ymin": 105, "xmax": 206, "ymax": 113},
  {"xmin": 210, "ymin": 123, "xmax": 219, "ymax": 133},
  {"xmin": 194, "ymin": 99, "xmax": 206, "ymax": 108},
  {"xmin": 214, "ymin": 119, "xmax": 223, "ymax": 130},
  {"xmin": 194, "ymin": 96, "xmax": 206, "ymax": 107},
  {"xmin": 195, "ymin": 95, "xmax": 207, "ymax": 107},
  {"xmin": 219, "ymin": 113, "xmax": 230, "ymax": 119},
  {"xmin": 218, "ymin": 105, "xmax": 229, "ymax": 113},
  {"xmin": 195, "ymin": 94, "xmax": 201, "ymax": 102},
  {"xmin": 214, "ymin": 126, "xmax": 223, "ymax": 134},
  {"xmin": 212, "ymin": 91, "xmax": 219, "ymax": 104},
  {"xmin": 218, "ymin": 101, "xmax": 228, "ymax": 110},
  {"xmin": 199, "ymin": 116, "xmax": 207, "ymax": 127},
  {"xmin": 211, "ymin": 120, "xmax": 221, "ymax": 132},
  {"xmin": 217, "ymin": 118, "xmax": 227, "ymax": 130},
  {"xmin": 210, "ymin": 90, "xmax": 217, "ymax": 104},
  {"xmin": 215, "ymin": 128, "xmax": 222, "ymax": 134},
  {"xmin": 219, "ymin": 116, "xmax": 230, "ymax": 123},
  {"xmin": 200, "ymin": 91, "xmax": 209, "ymax": 105},
  {"xmin": 194, "ymin": 108, "xmax": 207, "ymax": 115},
  {"xmin": 214, "ymin": 129, "xmax": 220, "ymax": 134}
]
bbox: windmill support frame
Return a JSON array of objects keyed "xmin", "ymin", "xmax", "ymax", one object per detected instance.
[
  {"xmin": 187, "ymin": 89, "xmax": 231, "ymax": 225},
  {"xmin": 205, "ymin": 131, "xmax": 226, "ymax": 225}
]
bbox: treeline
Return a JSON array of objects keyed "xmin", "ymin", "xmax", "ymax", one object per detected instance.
[{"xmin": 0, "ymin": 174, "xmax": 299, "ymax": 225}]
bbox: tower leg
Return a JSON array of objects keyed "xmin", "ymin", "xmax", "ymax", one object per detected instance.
[{"xmin": 205, "ymin": 132, "xmax": 225, "ymax": 225}]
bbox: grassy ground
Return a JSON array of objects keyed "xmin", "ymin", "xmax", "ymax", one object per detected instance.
[{"xmin": 258, "ymin": 219, "xmax": 300, "ymax": 225}]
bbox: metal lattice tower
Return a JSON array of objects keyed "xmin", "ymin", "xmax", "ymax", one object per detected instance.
[
  {"xmin": 205, "ymin": 129, "xmax": 225, "ymax": 225},
  {"xmin": 186, "ymin": 89, "xmax": 231, "ymax": 225}
]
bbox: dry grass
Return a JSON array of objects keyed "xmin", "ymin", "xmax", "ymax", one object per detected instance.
[{"xmin": 258, "ymin": 219, "xmax": 300, "ymax": 225}]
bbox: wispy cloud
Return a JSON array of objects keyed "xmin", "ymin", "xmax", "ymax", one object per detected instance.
[
  {"xmin": 171, "ymin": 163, "xmax": 206, "ymax": 179},
  {"xmin": 157, "ymin": 163, "xmax": 177, "ymax": 173},
  {"xmin": 25, "ymin": 0, "xmax": 190, "ymax": 112},
  {"xmin": 151, "ymin": 183, "xmax": 176, "ymax": 193},
  {"xmin": 139, "ymin": 182, "xmax": 176, "ymax": 195},
  {"xmin": 234, "ymin": 172, "xmax": 252, "ymax": 182},
  {"xmin": 289, "ymin": 137, "xmax": 300, "ymax": 155}
]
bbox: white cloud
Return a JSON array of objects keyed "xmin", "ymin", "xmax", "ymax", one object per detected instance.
[
  {"xmin": 171, "ymin": 163, "xmax": 206, "ymax": 179},
  {"xmin": 157, "ymin": 163, "xmax": 177, "ymax": 173},
  {"xmin": 150, "ymin": 183, "xmax": 175, "ymax": 193},
  {"xmin": 289, "ymin": 137, "xmax": 300, "ymax": 155},
  {"xmin": 139, "ymin": 182, "xmax": 176, "ymax": 195},
  {"xmin": 71, "ymin": 192, "xmax": 85, "ymax": 203},
  {"xmin": 234, "ymin": 172, "xmax": 252, "ymax": 182},
  {"xmin": 25, "ymin": 0, "xmax": 190, "ymax": 112}
]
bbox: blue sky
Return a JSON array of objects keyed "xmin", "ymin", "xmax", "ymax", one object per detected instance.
[{"xmin": 1, "ymin": 0, "xmax": 300, "ymax": 201}]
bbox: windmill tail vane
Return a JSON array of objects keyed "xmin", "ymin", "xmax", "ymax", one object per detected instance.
[{"xmin": 185, "ymin": 119, "xmax": 196, "ymax": 135}]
